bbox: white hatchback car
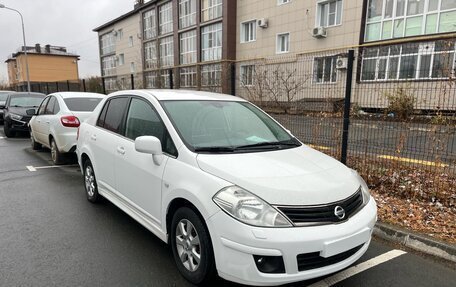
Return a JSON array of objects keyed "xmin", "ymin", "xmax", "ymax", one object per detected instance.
[
  {"xmin": 77, "ymin": 90, "xmax": 377, "ymax": 286},
  {"xmin": 29, "ymin": 92, "xmax": 104, "ymax": 164}
]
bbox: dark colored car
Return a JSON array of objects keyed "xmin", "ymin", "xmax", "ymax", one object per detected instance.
[
  {"xmin": 3, "ymin": 92, "xmax": 46, "ymax": 137},
  {"xmin": 0, "ymin": 91, "xmax": 16, "ymax": 124}
]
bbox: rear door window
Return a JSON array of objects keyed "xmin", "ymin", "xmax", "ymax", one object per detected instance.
[
  {"xmin": 63, "ymin": 98, "xmax": 102, "ymax": 112},
  {"xmin": 37, "ymin": 97, "xmax": 50, "ymax": 115},
  {"xmin": 102, "ymin": 97, "xmax": 129, "ymax": 134},
  {"xmin": 45, "ymin": 97, "xmax": 56, "ymax": 115}
]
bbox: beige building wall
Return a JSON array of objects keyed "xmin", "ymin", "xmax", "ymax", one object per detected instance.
[
  {"xmin": 98, "ymin": 13, "xmax": 142, "ymax": 82},
  {"xmin": 7, "ymin": 54, "xmax": 79, "ymax": 85},
  {"xmin": 236, "ymin": 0, "xmax": 363, "ymax": 60}
]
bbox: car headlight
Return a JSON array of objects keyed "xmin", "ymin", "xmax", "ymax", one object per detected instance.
[
  {"xmin": 213, "ymin": 186, "xmax": 292, "ymax": 227},
  {"xmin": 351, "ymin": 169, "xmax": 371, "ymax": 205},
  {"xmin": 10, "ymin": 113, "xmax": 22, "ymax": 121}
]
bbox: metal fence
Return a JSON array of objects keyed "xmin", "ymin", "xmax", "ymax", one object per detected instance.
[{"xmin": 5, "ymin": 38, "xmax": 456, "ymax": 174}]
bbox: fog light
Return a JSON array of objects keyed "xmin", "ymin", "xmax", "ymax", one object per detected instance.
[{"xmin": 253, "ymin": 255, "xmax": 285, "ymax": 274}]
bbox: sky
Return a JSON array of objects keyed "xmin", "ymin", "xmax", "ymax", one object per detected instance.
[{"xmin": 0, "ymin": 0, "xmax": 134, "ymax": 84}]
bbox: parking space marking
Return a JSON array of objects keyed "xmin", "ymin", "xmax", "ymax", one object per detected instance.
[
  {"xmin": 26, "ymin": 164, "xmax": 79, "ymax": 172},
  {"xmin": 0, "ymin": 136, "xmax": 5, "ymax": 139},
  {"xmin": 378, "ymin": 155, "xmax": 449, "ymax": 168},
  {"xmin": 308, "ymin": 249, "xmax": 407, "ymax": 287}
]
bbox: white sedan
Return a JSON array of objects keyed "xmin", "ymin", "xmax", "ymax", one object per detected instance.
[
  {"xmin": 76, "ymin": 90, "xmax": 377, "ymax": 286},
  {"xmin": 29, "ymin": 92, "xmax": 104, "ymax": 164}
]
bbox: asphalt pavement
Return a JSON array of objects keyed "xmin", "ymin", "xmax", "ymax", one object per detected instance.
[{"xmin": 0, "ymin": 127, "xmax": 455, "ymax": 287}]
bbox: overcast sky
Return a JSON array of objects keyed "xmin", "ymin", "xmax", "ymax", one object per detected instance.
[{"xmin": 0, "ymin": 0, "xmax": 134, "ymax": 84}]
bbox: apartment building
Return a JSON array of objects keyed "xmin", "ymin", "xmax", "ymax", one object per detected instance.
[
  {"xmin": 94, "ymin": 0, "xmax": 456, "ymax": 110},
  {"xmin": 5, "ymin": 44, "xmax": 80, "ymax": 91},
  {"xmin": 94, "ymin": 0, "xmax": 237, "ymax": 93}
]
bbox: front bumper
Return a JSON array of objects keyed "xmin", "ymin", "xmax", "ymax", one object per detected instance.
[
  {"xmin": 10, "ymin": 118, "xmax": 30, "ymax": 131},
  {"xmin": 207, "ymin": 198, "xmax": 377, "ymax": 286}
]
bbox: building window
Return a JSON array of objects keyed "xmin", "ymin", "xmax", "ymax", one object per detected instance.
[
  {"xmin": 179, "ymin": 0, "xmax": 196, "ymax": 29},
  {"xmin": 161, "ymin": 70, "xmax": 171, "ymax": 88},
  {"xmin": 118, "ymin": 54, "xmax": 125, "ymax": 66},
  {"xmin": 102, "ymin": 55, "xmax": 116, "ymax": 76},
  {"xmin": 276, "ymin": 33, "xmax": 290, "ymax": 54},
  {"xmin": 100, "ymin": 32, "xmax": 116, "ymax": 55},
  {"xmin": 201, "ymin": 22, "xmax": 222, "ymax": 61},
  {"xmin": 180, "ymin": 30, "xmax": 197, "ymax": 64},
  {"xmin": 145, "ymin": 71, "xmax": 158, "ymax": 88},
  {"xmin": 130, "ymin": 62, "xmax": 136, "ymax": 73},
  {"xmin": 313, "ymin": 56, "xmax": 337, "ymax": 83},
  {"xmin": 240, "ymin": 65, "xmax": 255, "ymax": 86},
  {"xmin": 143, "ymin": 8, "xmax": 157, "ymax": 40},
  {"xmin": 317, "ymin": 0, "xmax": 343, "ymax": 27},
  {"xmin": 361, "ymin": 41, "xmax": 456, "ymax": 81},
  {"xmin": 241, "ymin": 20, "xmax": 256, "ymax": 43},
  {"xmin": 160, "ymin": 36, "xmax": 174, "ymax": 67},
  {"xmin": 278, "ymin": 0, "xmax": 291, "ymax": 5},
  {"xmin": 144, "ymin": 41, "xmax": 158, "ymax": 70},
  {"xmin": 116, "ymin": 29, "xmax": 123, "ymax": 41},
  {"xmin": 365, "ymin": 0, "xmax": 456, "ymax": 42},
  {"xmin": 180, "ymin": 66, "xmax": 197, "ymax": 87},
  {"xmin": 159, "ymin": 2, "xmax": 173, "ymax": 35},
  {"xmin": 201, "ymin": 0, "xmax": 223, "ymax": 22},
  {"xmin": 201, "ymin": 64, "xmax": 221, "ymax": 86},
  {"xmin": 129, "ymin": 36, "xmax": 134, "ymax": 47},
  {"xmin": 104, "ymin": 77, "xmax": 117, "ymax": 91}
]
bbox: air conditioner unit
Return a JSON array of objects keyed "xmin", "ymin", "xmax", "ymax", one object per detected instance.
[
  {"xmin": 336, "ymin": 57, "xmax": 348, "ymax": 69},
  {"xmin": 312, "ymin": 27, "xmax": 327, "ymax": 38},
  {"xmin": 257, "ymin": 18, "xmax": 268, "ymax": 28}
]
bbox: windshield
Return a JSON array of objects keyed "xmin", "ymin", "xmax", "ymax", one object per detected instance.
[
  {"xmin": 9, "ymin": 95, "xmax": 45, "ymax": 107},
  {"xmin": 162, "ymin": 100, "xmax": 301, "ymax": 152},
  {"xmin": 64, "ymin": 98, "xmax": 102, "ymax": 112}
]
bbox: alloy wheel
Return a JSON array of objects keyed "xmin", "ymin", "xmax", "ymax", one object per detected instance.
[
  {"xmin": 85, "ymin": 165, "xmax": 95, "ymax": 197},
  {"xmin": 175, "ymin": 219, "xmax": 201, "ymax": 272}
]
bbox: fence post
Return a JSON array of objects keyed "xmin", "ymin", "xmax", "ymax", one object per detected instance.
[
  {"xmin": 131, "ymin": 74, "xmax": 135, "ymax": 90},
  {"xmin": 102, "ymin": 77, "xmax": 106, "ymax": 94},
  {"xmin": 340, "ymin": 49, "xmax": 355, "ymax": 165},
  {"xmin": 230, "ymin": 63, "xmax": 236, "ymax": 96},
  {"xmin": 169, "ymin": 69, "xmax": 174, "ymax": 89},
  {"xmin": 67, "ymin": 80, "xmax": 70, "ymax": 91},
  {"xmin": 56, "ymin": 81, "xmax": 59, "ymax": 92},
  {"xmin": 82, "ymin": 79, "xmax": 86, "ymax": 92},
  {"xmin": 46, "ymin": 82, "xmax": 49, "ymax": 94}
]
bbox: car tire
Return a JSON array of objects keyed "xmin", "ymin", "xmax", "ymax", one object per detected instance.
[
  {"xmin": 30, "ymin": 130, "xmax": 42, "ymax": 150},
  {"xmin": 50, "ymin": 138, "xmax": 64, "ymax": 165},
  {"xmin": 83, "ymin": 159, "xmax": 101, "ymax": 203},
  {"xmin": 3, "ymin": 121, "xmax": 15, "ymax": 138},
  {"xmin": 171, "ymin": 207, "xmax": 216, "ymax": 286}
]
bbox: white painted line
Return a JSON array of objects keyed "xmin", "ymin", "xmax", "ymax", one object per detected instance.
[
  {"xmin": 26, "ymin": 164, "xmax": 79, "ymax": 172},
  {"xmin": 308, "ymin": 249, "xmax": 407, "ymax": 287},
  {"xmin": 26, "ymin": 166, "xmax": 37, "ymax": 172},
  {"xmin": 0, "ymin": 136, "xmax": 5, "ymax": 139}
]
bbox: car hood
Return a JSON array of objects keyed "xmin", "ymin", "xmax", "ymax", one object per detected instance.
[
  {"xmin": 7, "ymin": 106, "xmax": 31, "ymax": 116},
  {"xmin": 196, "ymin": 145, "xmax": 360, "ymax": 206}
]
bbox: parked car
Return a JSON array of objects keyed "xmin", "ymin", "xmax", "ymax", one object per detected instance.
[
  {"xmin": 77, "ymin": 90, "xmax": 377, "ymax": 286},
  {"xmin": 3, "ymin": 92, "xmax": 45, "ymax": 137},
  {"xmin": 0, "ymin": 91, "xmax": 16, "ymax": 124},
  {"xmin": 29, "ymin": 92, "xmax": 104, "ymax": 164}
]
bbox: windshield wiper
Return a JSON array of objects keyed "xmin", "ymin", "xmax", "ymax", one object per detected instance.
[
  {"xmin": 194, "ymin": 146, "xmax": 236, "ymax": 153},
  {"xmin": 235, "ymin": 140, "xmax": 301, "ymax": 150}
]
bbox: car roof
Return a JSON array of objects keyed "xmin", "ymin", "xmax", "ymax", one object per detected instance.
[
  {"xmin": 0, "ymin": 91, "xmax": 16, "ymax": 94},
  {"xmin": 112, "ymin": 89, "xmax": 247, "ymax": 102},
  {"xmin": 54, "ymin": 92, "xmax": 105, "ymax": 99},
  {"xmin": 10, "ymin": 92, "xmax": 45, "ymax": 97}
]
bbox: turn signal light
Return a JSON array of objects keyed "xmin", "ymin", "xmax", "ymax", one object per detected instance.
[{"xmin": 61, "ymin": 116, "xmax": 80, "ymax": 128}]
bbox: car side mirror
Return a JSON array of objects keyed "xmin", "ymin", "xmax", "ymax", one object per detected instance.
[
  {"xmin": 0, "ymin": 105, "xmax": 4, "ymax": 109},
  {"xmin": 26, "ymin": 108, "xmax": 37, "ymax": 116},
  {"xmin": 135, "ymin": 136, "xmax": 164, "ymax": 165}
]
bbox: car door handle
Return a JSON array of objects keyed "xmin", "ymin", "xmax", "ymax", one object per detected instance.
[
  {"xmin": 117, "ymin": 147, "xmax": 125, "ymax": 155},
  {"xmin": 90, "ymin": 135, "xmax": 97, "ymax": 141}
]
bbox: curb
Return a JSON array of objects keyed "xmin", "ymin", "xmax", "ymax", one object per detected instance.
[{"xmin": 373, "ymin": 222, "xmax": 456, "ymax": 263}]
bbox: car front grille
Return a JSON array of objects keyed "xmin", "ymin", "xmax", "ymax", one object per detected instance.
[
  {"xmin": 297, "ymin": 244, "xmax": 364, "ymax": 272},
  {"xmin": 276, "ymin": 188, "xmax": 363, "ymax": 226}
]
